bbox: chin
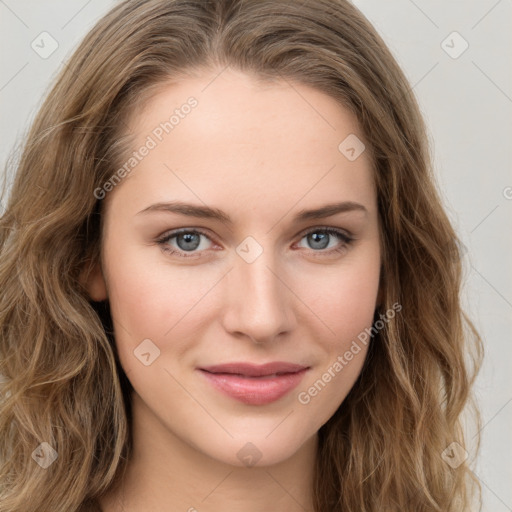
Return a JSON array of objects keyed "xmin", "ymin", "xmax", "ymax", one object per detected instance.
[{"xmin": 194, "ymin": 429, "xmax": 314, "ymax": 469}]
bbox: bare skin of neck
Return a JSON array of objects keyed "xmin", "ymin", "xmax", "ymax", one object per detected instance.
[{"xmin": 97, "ymin": 394, "xmax": 318, "ymax": 512}]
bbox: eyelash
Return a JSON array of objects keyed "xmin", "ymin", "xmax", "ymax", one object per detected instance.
[{"xmin": 156, "ymin": 226, "xmax": 354, "ymax": 259}]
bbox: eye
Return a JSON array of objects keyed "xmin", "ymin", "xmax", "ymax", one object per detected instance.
[
  {"xmin": 156, "ymin": 226, "xmax": 354, "ymax": 259},
  {"xmin": 156, "ymin": 229, "xmax": 215, "ymax": 258},
  {"xmin": 295, "ymin": 227, "xmax": 354, "ymax": 256}
]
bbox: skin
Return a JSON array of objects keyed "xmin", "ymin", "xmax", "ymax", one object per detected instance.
[{"xmin": 87, "ymin": 67, "xmax": 382, "ymax": 511}]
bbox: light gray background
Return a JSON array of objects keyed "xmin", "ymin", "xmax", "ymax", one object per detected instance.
[{"xmin": 1, "ymin": 1, "xmax": 511, "ymax": 510}]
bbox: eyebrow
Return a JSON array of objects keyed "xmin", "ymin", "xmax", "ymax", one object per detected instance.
[{"xmin": 137, "ymin": 200, "xmax": 367, "ymax": 224}]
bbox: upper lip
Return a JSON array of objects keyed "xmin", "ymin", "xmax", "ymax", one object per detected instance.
[{"xmin": 199, "ymin": 362, "xmax": 309, "ymax": 377}]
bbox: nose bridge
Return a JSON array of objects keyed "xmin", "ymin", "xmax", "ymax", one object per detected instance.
[{"xmin": 222, "ymin": 238, "xmax": 295, "ymax": 342}]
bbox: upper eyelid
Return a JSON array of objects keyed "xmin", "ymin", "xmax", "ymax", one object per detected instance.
[
  {"xmin": 157, "ymin": 225, "xmax": 353, "ymax": 247},
  {"xmin": 157, "ymin": 227, "xmax": 216, "ymax": 244}
]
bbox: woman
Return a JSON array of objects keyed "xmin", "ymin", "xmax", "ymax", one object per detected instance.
[{"xmin": 0, "ymin": 0, "xmax": 483, "ymax": 510}]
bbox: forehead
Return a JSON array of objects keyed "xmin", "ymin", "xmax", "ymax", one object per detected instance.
[
  {"xmin": 108, "ymin": 68, "xmax": 376, "ymax": 219},
  {"xmin": 127, "ymin": 67, "xmax": 364, "ymax": 150}
]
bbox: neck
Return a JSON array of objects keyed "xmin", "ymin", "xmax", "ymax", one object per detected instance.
[{"xmin": 98, "ymin": 393, "xmax": 318, "ymax": 512}]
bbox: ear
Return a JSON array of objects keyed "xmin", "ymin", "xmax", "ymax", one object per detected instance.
[{"xmin": 80, "ymin": 259, "xmax": 108, "ymax": 302}]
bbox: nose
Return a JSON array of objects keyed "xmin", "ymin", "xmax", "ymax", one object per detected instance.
[{"xmin": 221, "ymin": 246, "xmax": 297, "ymax": 345}]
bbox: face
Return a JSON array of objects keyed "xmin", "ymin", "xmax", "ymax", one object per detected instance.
[{"xmin": 89, "ymin": 68, "xmax": 381, "ymax": 468}]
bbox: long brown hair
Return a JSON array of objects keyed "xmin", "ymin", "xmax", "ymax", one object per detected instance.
[{"xmin": 0, "ymin": 1, "xmax": 483, "ymax": 510}]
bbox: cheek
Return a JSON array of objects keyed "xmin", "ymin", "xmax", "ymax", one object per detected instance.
[
  {"xmin": 294, "ymin": 252, "xmax": 380, "ymax": 346},
  {"xmin": 294, "ymin": 264, "xmax": 377, "ymax": 428},
  {"xmin": 296, "ymin": 343, "xmax": 369, "ymax": 435},
  {"xmin": 105, "ymin": 237, "xmax": 206, "ymax": 327},
  {"xmin": 103, "ymin": 245, "xmax": 224, "ymax": 367},
  {"xmin": 333, "ymin": 268, "xmax": 379, "ymax": 342},
  {"xmin": 104, "ymin": 225, "xmax": 380, "ymax": 359},
  {"xmin": 291, "ymin": 248, "xmax": 379, "ymax": 417}
]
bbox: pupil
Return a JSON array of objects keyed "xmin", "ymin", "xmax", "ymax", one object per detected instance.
[
  {"xmin": 309, "ymin": 232, "xmax": 329, "ymax": 250},
  {"xmin": 174, "ymin": 231, "xmax": 332, "ymax": 252},
  {"xmin": 178, "ymin": 233, "xmax": 200, "ymax": 251}
]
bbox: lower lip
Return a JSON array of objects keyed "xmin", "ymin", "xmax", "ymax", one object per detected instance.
[{"xmin": 198, "ymin": 369, "xmax": 308, "ymax": 405}]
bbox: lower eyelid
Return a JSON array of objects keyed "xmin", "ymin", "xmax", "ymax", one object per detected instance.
[
  {"xmin": 299, "ymin": 228, "xmax": 353, "ymax": 244},
  {"xmin": 157, "ymin": 228, "xmax": 353, "ymax": 256},
  {"xmin": 157, "ymin": 230, "xmax": 215, "ymax": 254}
]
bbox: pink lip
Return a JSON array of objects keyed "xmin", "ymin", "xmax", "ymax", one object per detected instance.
[{"xmin": 198, "ymin": 362, "xmax": 309, "ymax": 405}]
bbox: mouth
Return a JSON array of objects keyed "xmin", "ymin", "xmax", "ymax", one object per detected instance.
[{"xmin": 197, "ymin": 362, "xmax": 309, "ymax": 405}]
